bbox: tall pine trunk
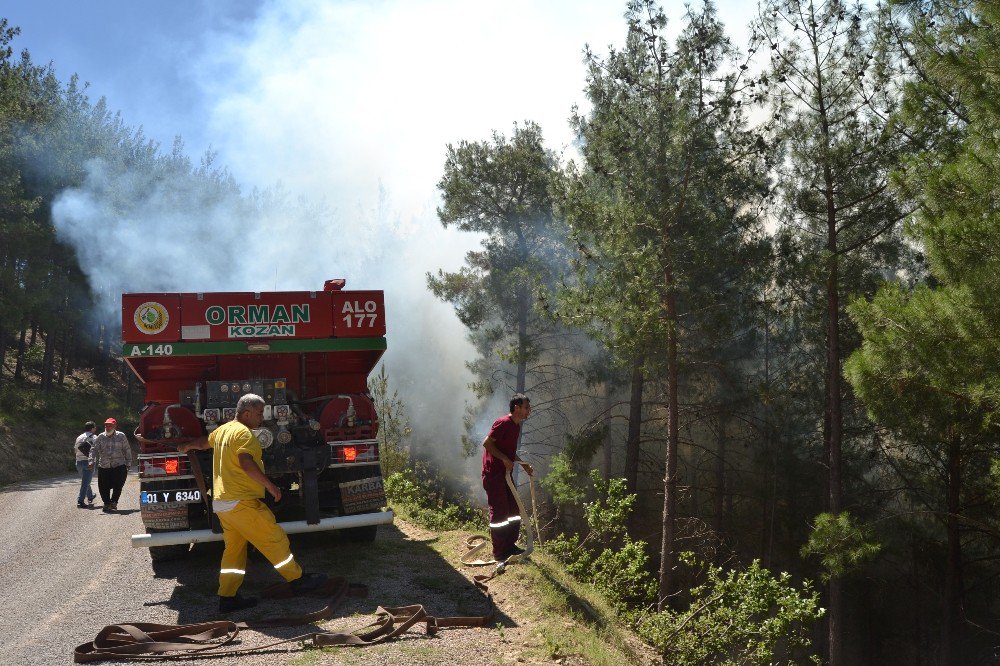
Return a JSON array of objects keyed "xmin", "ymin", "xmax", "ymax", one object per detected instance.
[
  {"xmin": 814, "ymin": 25, "xmax": 844, "ymax": 663},
  {"xmin": 57, "ymin": 328, "xmax": 69, "ymax": 385},
  {"xmin": 41, "ymin": 328, "xmax": 56, "ymax": 392},
  {"xmin": 602, "ymin": 384, "xmax": 614, "ymax": 482},
  {"xmin": 713, "ymin": 412, "xmax": 728, "ymax": 559},
  {"xmin": 624, "ymin": 355, "xmax": 644, "ymax": 495},
  {"xmin": 657, "ymin": 283, "xmax": 680, "ymax": 611},
  {"xmin": 825, "ymin": 243, "xmax": 845, "ymax": 666},
  {"xmin": 514, "ymin": 226, "xmax": 529, "ymax": 395},
  {"xmin": 941, "ymin": 432, "xmax": 964, "ymax": 665},
  {"xmin": 516, "ymin": 289, "xmax": 527, "ymax": 394},
  {"xmin": 13, "ymin": 327, "xmax": 27, "ymax": 382},
  {"xmin": 0, "ymin": 325, "xmax": 7, "ymax": 389}
]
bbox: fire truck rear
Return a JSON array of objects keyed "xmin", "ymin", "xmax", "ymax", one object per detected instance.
[{"xmin": 123, "ymin": 279, "xmax": 393, "ymax": 562}]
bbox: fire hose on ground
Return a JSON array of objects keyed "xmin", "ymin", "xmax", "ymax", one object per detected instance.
[{"xmin": 73, "ymin": 576, "xmax": 494, "ymax": 662}]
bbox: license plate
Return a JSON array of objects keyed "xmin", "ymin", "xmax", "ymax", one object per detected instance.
[
  {"xmin": 140, "ymin": 489, "xmax": 202, "ymax": 504},
  {"xmin": 339, "ymin": 477, "xmax": 386, "ymax": 514}
]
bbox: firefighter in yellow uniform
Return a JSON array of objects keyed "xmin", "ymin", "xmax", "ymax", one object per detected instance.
[{"xmin": 179, "ymin": 393, "xmax": 327, "ymax": 612}]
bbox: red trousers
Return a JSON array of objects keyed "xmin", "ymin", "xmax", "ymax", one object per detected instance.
[{"xmin": 483, "ymin": 473, "xmax": 521, "ymax": 559}]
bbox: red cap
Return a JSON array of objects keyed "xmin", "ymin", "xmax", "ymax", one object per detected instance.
[{"xmin": 104, "ymin": 418, "xmax": 117, "ymax": 426}]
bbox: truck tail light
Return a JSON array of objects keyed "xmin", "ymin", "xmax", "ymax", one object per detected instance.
[
  {"xmin": 139, "ymin": 455, "xmax": 189, "ymax": 478},
  {"xmin": 330, "ymin": 441, "xmax": 378, "ymax": 465}
]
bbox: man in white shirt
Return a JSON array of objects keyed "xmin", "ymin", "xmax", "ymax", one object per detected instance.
[{"xmin": 74, "ymin": 421, "xmax": 97, "ymax": 508}]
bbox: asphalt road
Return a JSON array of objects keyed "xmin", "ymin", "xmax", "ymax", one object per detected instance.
[
  {"xmin": 0, "ymin": 474, "xmax": 514, "ymax": 666},
  {"xmin": 0, "ymin": 473, "xmax": 205, "ymax": 665}
]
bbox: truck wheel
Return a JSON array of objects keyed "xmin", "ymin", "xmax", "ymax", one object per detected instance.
[
  {"xmin": 149, "ymin": 544, "xmax": 190, "ymax": 562},
  {"xmin": 345, "ymin": 525, "xmax": 378, "ymax": 543}
]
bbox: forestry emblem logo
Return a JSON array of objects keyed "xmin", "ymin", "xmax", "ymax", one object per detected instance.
[{"xmin": 134, "ymin": 302, "xmax": 169, "ymax": 335}]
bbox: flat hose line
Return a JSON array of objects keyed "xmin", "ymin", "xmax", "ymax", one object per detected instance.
[
  {"xmin": 73, "ymin": 576, "xmax": 495, "ymax": 662},
  {"xmin": 462, "ymin": 463, "xmax": 540, "ymax": 589}
]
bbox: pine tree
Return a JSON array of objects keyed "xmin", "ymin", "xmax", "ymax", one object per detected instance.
[
  {"xmin": 754, "ymin": 1, "xmax": 911, "ymax": 659},
  {"xmin": 557, "ymin": 0, "xmax": 769, "ymax": 608},
  {"xmin": 846, "ymin": 2, "xmax": 1000, "ymax": 661},
  {"xmin": 429, "ymin": 121, "xmax": 563, "ymax": 398}
]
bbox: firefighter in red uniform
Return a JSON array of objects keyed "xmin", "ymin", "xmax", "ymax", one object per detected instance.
[{"xmin": 481, "ymin": 393, "xmax": 534, "ymax": 561}]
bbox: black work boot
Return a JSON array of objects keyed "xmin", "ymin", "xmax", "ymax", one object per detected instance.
[{"xmin": 219, "ymin": 593, "xmax": 258, "ymax": 613}]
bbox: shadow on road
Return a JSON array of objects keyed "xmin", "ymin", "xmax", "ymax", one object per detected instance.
[
  {"xmin": 139, "ymin": 523, "xmax": 510, "ymax": 649},
  {"xmin": 0, "ymin": 474, "xmax": 77, "ymax": 494}
]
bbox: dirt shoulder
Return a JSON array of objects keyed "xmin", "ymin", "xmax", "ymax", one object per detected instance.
[
  {"xmin": 0, "ymin": 473, "xmax": 655, "ymax": 665},
  {"xmin": 296, "ymin": 520, "xmax": 659, "ymax": 666}
]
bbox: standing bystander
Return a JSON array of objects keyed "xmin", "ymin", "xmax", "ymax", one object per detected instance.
[
  {"xmin": 74, "ymin": 421, "xmax": 97, "ymax": 508},
  {"xmin": 91, "ymin": 417, "xmax": 132, "ymax": 513},
  {"xmin": 481, "ymin": 393, "xmax": 534, "ymax": 562}
]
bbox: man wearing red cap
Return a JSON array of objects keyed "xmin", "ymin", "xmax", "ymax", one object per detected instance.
[{"xmin": 90, "ymin": 417, "xmax": 132, "ymax": 513}]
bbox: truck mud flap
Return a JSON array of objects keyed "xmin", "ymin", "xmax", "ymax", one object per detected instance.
[
  {"xmin": 187, "ymin": 451, "xmax": 222, "ymax": 534},
  {"xmin": 303, "ymin": 467, "xmax": 320, "ymax": 525}
]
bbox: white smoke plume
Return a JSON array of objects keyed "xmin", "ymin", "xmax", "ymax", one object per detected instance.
[{"xmin": 48, "ymin": 1, "xmax": 753, "ymax": 484}]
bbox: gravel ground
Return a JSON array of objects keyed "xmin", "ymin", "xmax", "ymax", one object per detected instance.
[{"xmin": 0, "ymin": 474, "xmax": 564, "ymax": 665}]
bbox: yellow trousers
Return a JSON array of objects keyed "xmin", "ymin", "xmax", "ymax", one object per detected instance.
[{"xmin": 216, "ymin": 499, "xmax": 303, "ymax": 597}]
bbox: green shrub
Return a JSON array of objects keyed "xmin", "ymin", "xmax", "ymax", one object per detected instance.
[
  {"xmin": 543, "ymin": 473, "xmax": 655, "ymax": 610},
  {"xmin": 636, "ymin": 554, "xmax": 823, "ymax": 665},
  {"xmin": 590, "ymin": 538, "xmax": 657, "ymax": 609},
  {"xmin": 545, "ymin": 532, "xmax": 595, "ymax": 580},
  {"xmin": 384, "ymin": 467, "xmax": 485, "ymax": 531},
  {"xmin": 800, "ymin": 511, "xmax": 881, "ymax": 581},
  {"xmin": 540, "ymin": 452, "xmax": 587, "ymax": 508},
  {"xmin": 369, "ymin": 364, "xmax": 411, "ymax": 478},
  {"xmin": 582, "ymin": 472, "xmax": 633, "ymax": 545}
]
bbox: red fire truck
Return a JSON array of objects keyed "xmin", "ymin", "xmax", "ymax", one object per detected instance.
[{"xmin": 123, "ymin": 279, "xmax": 393, "ymax": 562}]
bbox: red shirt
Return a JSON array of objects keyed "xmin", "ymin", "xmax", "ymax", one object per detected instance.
[{"xmin": 482, "ymin": 414, "xmax": 520, "ymax": 478}]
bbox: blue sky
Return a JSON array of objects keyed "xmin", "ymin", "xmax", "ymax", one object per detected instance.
[{"xmin": 6, "ymin": 1, "xmax": 261, "ymax": 156}]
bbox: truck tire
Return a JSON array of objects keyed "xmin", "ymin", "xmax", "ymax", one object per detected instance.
[
  {"xmin": 149, "ymin": 543, "xmax": 190, "ymax": 562},
  {"xmin": 345, "ymin": 525, "xmax": 378, "ymax": 543}
]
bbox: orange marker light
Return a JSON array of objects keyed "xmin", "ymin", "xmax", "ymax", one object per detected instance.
[
  {"xmin": 342, "ymin": 446, "xmax": 357, "ymax": 462},
  {"xmin": 164, "ymin": 459, "xmax": 179, "ymax": 474}
]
